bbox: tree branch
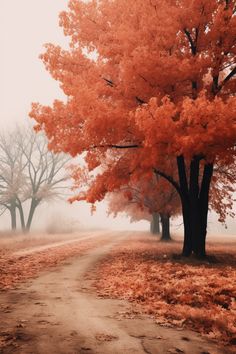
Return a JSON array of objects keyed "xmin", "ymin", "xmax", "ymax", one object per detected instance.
[
  {"xmin": 91, "ymin": 143, "xmax": 140, "ymax": 149},
  {"xmin": 153, "ymin": 168, "xmax": 181, "ymax": 195},
  {"xmin": 217, "ymin": 66, "xmax": 236, "ymax": 93},
  {"xmin": 184, "ymin": 29, "xmax": 196, "ymax": 55}
]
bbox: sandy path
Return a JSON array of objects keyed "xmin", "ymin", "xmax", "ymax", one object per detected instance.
[
  {"xmin": 0, "ymin": 232, "xmax": 228, "ymax": 354},
  {"xmin": 13, "ymin": 231, "xmax": 107, "ymax": 257}
]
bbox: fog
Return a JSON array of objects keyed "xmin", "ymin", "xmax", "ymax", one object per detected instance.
[
  {"xmin": 0, "ymin": 0, "xmax": 148, "ymax": 232},
  {"xmin": 0, "ymin": 0, "xmax": 235, "ymax": 235}
]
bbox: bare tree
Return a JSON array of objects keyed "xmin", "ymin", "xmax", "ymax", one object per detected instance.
[
  {"xmin": 0, "ymin": 127, "xmax": 70, "ymax": 231},
  {"xmin": 0, "ymin": 131, "xmax": 27, "ymax": 229}
]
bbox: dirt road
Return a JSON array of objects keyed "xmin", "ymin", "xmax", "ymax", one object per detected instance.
[
  {"xmin": 12, "ymin": 231, "xmax": 106, "ymax": 257},
  {"xmin": 0, "ymin": 232, "xmax": 228, "ymax": 354}
]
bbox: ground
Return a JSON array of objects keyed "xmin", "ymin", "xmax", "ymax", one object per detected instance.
[{"xmin": 0, "ymin": 230, "xmax": 235, "ymax": 353}]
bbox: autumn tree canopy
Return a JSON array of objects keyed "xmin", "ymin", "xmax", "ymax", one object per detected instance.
[{"xmin": 30, "ymin": 0, "xmax": 236, "ymax": 257}]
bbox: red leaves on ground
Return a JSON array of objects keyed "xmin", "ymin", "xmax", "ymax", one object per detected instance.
[
  {"xmin": 0, "ymin": 237, "xmax": 107, "ymax": 290},
  {"xmin": 95, "ymin": 236, "xmax": 236, "ymax": 346}
]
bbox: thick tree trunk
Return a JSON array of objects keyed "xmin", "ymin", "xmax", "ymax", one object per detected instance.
[
  {"xmin": 25, "ymin": 199, "xmax": 38, "ymax": 231},
  {"xmin": 177, "ymin": 156, "xmax": 213, "ymax": 258},
  {"xmin": 150, "ymin": 212, "xmax": 160, "ymax": 234},
  {"xmin": 17, "ymin": 201, "xmax": 26, "ymax": 232},
  {"xmin": 10, "ymin": 205, "xmax": 17, "ymax": 230},
  {"xmin": 181, "ymin": 197, "xmax": 192, "ymax": 256},
  {"xmin": 160, "ymin": 213, "xmax": 171, "ymax": 241},
  {"xmin": 198, "ymin": 163, "xmax": 213, "ymax": 256}
]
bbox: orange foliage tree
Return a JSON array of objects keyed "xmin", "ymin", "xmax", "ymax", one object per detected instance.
[
  {"xmin": 107, "ymin": 176, "xmax": 181, "ymax": 241},
  {"xmin": 30, "ymin": 0, "xmax": 236, "ymax": 258}
]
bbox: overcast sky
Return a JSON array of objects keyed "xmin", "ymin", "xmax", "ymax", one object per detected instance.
[
  {"xmin": 0, "ymin": 0, "xmax": 148, "ymax": 232},
  {"xmin": 0, "ymin": 0, "xmax": 68, "ymax": 128},
  {"xmin": 0, "ymin": 0, "xmax": 235, "ymax": 235}
]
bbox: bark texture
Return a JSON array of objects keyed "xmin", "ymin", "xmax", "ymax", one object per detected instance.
[
  {"xmin": 150, "ymin": 212, "xmax": 160, "ymax": 234},
  {"xmin": 177, "ymin": 156, "xmax": 213, "ymax": 258},
  {"xmin": 160, "ymin": 214, "xmax": 171, "ymax": 241}
]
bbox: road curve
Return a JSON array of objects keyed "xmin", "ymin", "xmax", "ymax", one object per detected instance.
[{"xmin": 0, "ymin": 231, "xmax": 228, "ymax": 354}]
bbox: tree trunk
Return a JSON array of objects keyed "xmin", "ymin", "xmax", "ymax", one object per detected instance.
[
  {"xmin": 160, "ymin": 213, "xmax": 171, "ymax": 241},
  {"xmin": 9, "ymin": 204, "xmax": 17, "ymax": 230},
  {"xmin": 198, "ymin": 163, "xmax": 213, "ymax": 257},
  {"xmin": 181, "ymin": 197, "xmax": 192, "ymax": 256},
  {"xmin": 177, "ymin": 156, "xmax": 213, "ymax": 258},
  {"xmin": 150, "ymin": 212, "xmax": 160, "ymax": 234},
  {"xmin": 17, "ymin": 201, "xmax": 26, "ymax": 232},
  {"xmin": 25, "ymin": 199, "xmax": 38, "ymax": 231}
]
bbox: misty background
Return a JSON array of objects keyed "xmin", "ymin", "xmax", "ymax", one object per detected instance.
[{"xmin": 0, "ymin": 0, "xmax": 235, "ymax": 235}]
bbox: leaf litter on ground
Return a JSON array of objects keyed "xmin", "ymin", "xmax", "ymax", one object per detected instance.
[
  {"xmin": 94, "ymin": 235, "xmax": 236, "ymax": 348},
  {"xmin": 0, "ymin": 236, "xmax": 109, "ymax": 290}
]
